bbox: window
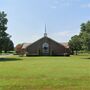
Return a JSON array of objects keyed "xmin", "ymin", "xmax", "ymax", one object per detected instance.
[{"xmin": 42, "ymin": 42, "xmax": 49, "ymax": 53}]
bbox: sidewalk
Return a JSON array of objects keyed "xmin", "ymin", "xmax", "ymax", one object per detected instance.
[{"xmin": 0, "ymin": 54, "xmax": 13, "ymax": 58}]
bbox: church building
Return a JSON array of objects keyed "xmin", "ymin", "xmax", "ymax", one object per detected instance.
[{"xmin": 23, "ymin": 25, "xmax": 70, "ymax": 56}]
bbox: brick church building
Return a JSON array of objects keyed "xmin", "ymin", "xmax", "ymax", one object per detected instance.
[{"xmin": 15, "ymin": 26, "xmax": 70, "ymax": 56}]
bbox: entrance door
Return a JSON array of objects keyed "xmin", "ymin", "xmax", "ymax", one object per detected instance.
[{"xmin": 42, "ymin": 42, "xmax": 49, "ymax": 55}]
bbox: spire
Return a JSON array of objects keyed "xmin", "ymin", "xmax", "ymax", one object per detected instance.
[{"xmin": 44, "ymin": 24, "xmax": 47, "ymax": 37}]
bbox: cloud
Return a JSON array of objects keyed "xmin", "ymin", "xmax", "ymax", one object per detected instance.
[
  {"xmin": 50, "ymin": 0, "xmax": 59, "ymax": 9},
  {"xmin": 49, "ymin": 29, "xmax": 80, "ymax": 42},
  {"xmin": 53, "ymin": 31, "xmax": 70, "ymax": 37},
  {"xmin": 81, "ymin": 3, "xmax": 90, "ymax": 8},
  {"xmin": 55, "ymin": 0, "xmax": 82, "ymax": 7},
  {"xmin": 50, "ymin": 0, "xmax": 72, "ymax": 9},
  {"xmin": 60, "ymin": 2, "xmax": 71, "ymax": 7},
  {"xmin": 49, "ymin": 31, "xmax": 70, "ymax": 42},
  {"xmin": 54, "ymin": 0, "xmax": 59, "ymax": 4},
  {"xmin": 51, "ymin": 6, "xmax": 57, "ymax": 9}
]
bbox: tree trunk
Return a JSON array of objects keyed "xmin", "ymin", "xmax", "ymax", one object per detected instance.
[
  {"xmin": 0, "ymin": 50, "xmax": 2, "ymax": 53},
  {"xmin": 4, "ymin": 50, "xmax": 7, "ymax": 53},
  {"xmin": 71, "ymin": 49, "xmax": 74, "ymax": 55},
  {"xmin": 76, "ymin": 50, "xmax": 78, "ymax": 55}
]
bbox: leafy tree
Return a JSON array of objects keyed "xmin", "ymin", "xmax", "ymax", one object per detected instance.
[
  {"xmin": 8, "ymin": 40, "xmax": 14, "ymax": 51},
  {"xmin": 80, "ymin": 21, "xmax": 90, "ymax": 51},
  {"xmin": 68, "ymin": 40, "xmax": 74, "ymax": 55},
  {"xmin": 0, "ymin": 11, "xmax": 8, "ymax": 38},
  {"xmin": 2, "ymin": 37, "xmax": 14, "ymax": 53},
  {"xmin": 68, "ymin": 35, "xmax": 82, "ymax": 55},
  {"xmin": 85, "ymin": 21, "xmax": 90, "ymax": 33},
  {"xmin": 15, "ymin": 44, "xmax": 23, "ymax": 54},
  {"xmin": 0, "ymin": 11, "xmax": 14, "ymax": 53},
  {"xmin": 80, "ymin": 23, "xmax": 86, "ymax": 32},
  {"xmin": 80, "ymin": 32, "xmax": 90, "ymax": 51},
  {"xmin": 69, "ymin": 20, "xmax": 90, "ymax": 54}
]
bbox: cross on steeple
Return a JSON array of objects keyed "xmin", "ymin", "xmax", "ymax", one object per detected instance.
[{"xmin": 44, "ymin": 24, "xmax": 47, "ymax": 37}]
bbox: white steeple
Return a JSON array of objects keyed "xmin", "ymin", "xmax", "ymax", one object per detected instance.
[{"xmin": 44, "ymin": 24, "xmax": 47, "ymax": 37}]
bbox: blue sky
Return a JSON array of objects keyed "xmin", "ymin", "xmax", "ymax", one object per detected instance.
[{"xmin": 0, "ymin": 0, "xmax": 90, "ymax": 45}]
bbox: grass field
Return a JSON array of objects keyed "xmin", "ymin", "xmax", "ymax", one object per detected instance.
[{"xmin": 0, "ymin": 55, "xmax": 90, "ymax": 90}]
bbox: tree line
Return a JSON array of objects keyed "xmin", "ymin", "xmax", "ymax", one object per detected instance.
[
  {"xmin": 0, "ymin": 11, "xmax": 14, "ymax": 53},
  {"xmin": 68, "ymin": 21, "xmax": 90, "ymax": 55}
]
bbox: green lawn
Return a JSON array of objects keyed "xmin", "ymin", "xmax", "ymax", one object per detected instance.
[{"xmin": 0, "ymin": 55, "xmax": 90, "ymax": 90}]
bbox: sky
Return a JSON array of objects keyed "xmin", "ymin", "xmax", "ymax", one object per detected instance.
[{"xmin": 0, "ymin": 0, "xmax": 90, "ymax": 46}]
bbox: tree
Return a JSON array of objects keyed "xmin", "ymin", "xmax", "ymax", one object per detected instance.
[
  {"xmin": 0, "ymin": 11, "xmax": 14, "ymax": 53},
  {"xmin": 8, "ymin": 40, "xmax": 14, "ymax": 51},
  {"xmin": 2, "ymin": 37, "xmax": 14, "ymax": 53},
  {"xmin": 68, "ymin": 40, "xmax": 74, "ymax": 55},
  {"xmin": 80, "ymin": 23, "xmax": 86, "ymax": 32},
  {"xmin": 80, "ymin": 21, "xmax": 90, "ymax": 51},
  {"xmin": 68, "ymin": 35, "xmax": 82, "ymax": 55},
  {"xmin": 80, "ymin": 32, "xmax": 90, "ymax": 51},
  {"xmin": 15, "ymin": 44, "xmax": 23, "ymax": 54},
  {"xmin": 69, "ymin": 20, "xmax": 90, "ymax": 54}
]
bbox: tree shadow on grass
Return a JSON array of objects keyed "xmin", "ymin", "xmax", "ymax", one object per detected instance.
[
  {"xmin": 82, "ymin": 58, "xmax": 90, "ymax": 60},
  {"xmin": 0, "ymin": 58, "xmax": 22, "ymax": 62}
]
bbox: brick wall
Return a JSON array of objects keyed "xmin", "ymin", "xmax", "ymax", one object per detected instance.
[{"xmin": 26, "ymin": 37, "xmax": 70, "ymax": 56}]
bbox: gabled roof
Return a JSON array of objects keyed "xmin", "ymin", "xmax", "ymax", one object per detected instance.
[
  {"xmin": 62, "ymin": 42, "xmax": 69, "ymax": 48},
  {"xmin": 26, "ymin": 36, "xmax": 69, "ymax": 49},
  {"xmin": 22, "ymin": 43, "xmax": 31, "ymax": 49},
  {"xmin": 16, "ymin": 37, "xmax": 69, "ymax": 49},
  {"xmin": 47, "ymin": 36, "xmax": 65, "ymax": 47}
]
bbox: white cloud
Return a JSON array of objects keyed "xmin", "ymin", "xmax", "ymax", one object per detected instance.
[
  {"xmin": 60, "ymin": 2, "xmax": 71, "ymax": 7},
  {"xmin": 51, "ymin": 6, "xmax": 57, "ymax": 9},
  {"xmin": 50, "ymin": 0, "xmax": 72, "ymax": 9},
  {"xmin": 50, "ymin": 0, "xmax": 59, "ymax": 9},
  {"xmin": 81, "ymin": 3, "xmax": 90, "ymax": 8},
  {"xmin": 54, "ymin": 0, "xmax": 59, "ymax": 4},
  {"xmin": 49, "ymin": 29, "xmax": 80, "ymax": 42},
  {"xmin": 53, "ymin": 31, "xmax": 70, "ymax": 37}
]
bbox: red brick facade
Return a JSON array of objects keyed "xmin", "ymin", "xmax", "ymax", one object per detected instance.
[{"xmin": 26, "ymin": 36, "xmax": 70, "ymax": 56}]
